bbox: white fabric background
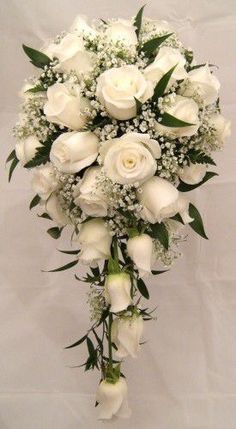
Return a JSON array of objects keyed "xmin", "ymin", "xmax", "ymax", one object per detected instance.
[{"xmin": 0, "ymin": 0, "xmax": 236, "ymax": 427}]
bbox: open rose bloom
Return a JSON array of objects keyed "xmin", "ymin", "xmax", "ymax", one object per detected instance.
[{"xmin": 8, "ymin": 6, "xmax": 230, "ymax": 421}]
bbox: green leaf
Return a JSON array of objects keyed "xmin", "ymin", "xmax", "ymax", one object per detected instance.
[
  {"xmin": 29, "ymin": 194, "xmax": 41, "ymax": 210},
  {"xmin": 170, "ymin": 213, "xmax": 184, "ymax": 224},
  {"xmin": 137, "ymin": 278, "xmax": 150, "ymax": 299},
  {"xmin": 178, "ymin": 172, "xmax": 218, "ymax": 192},
  {"xmin": 8, "ymin": 157, "xmax": 19, "ymax": 182},
  {"xmin": 151, "ymin": 269, "xmax": 168, "ymax": 275},
  {"xmin": 47, "ymin": 227, "xmax": 63, "ymax": 239},
  {"xmin": 189, "ymin": 203, "xmax": 208, "ymax": 239},
  {"xmin": 134, "ymin": 97, "xmax": 142, "ymax": 115},
  {"xmin": 22, "ymin": 44, "xmax": 51, "ymax": 68},
  {"xmin": 86, "ymin": 337, "xmax": 96, "ymax": 358},
  {"xmin": 187, "ymin": 149, "xmax": 216, "ymax": 166},
  {"xmin": 58, "ymin": 249, "xmax": 80, "ymax": 255},
  {"xmin": 26, "ymin": 84, "xmax": 45, "ymax": 93},
  {"xmin": 6, "ymin": 149, "xmax": 16, "ymax": 164},
  {"xmin": 24, "ymin": 144, "xmax": 51, "ymax": 168},
  {"xmin": 150, "ymin": 223, "xmax": 169, "ymax": 249},
  {"xmin": 37, "ymin": 212, "xmax": 52, "ymax": 220},
  {"xmin": 65, "ymin": 334, "xmax": 87, "ymax": 349},
  {"xmin": 42, "ymin": 259, "xmax": 78, "ymax": 273},
  {"xmin": 91, "ymin": 266, "xmax": 100, "ymax": 277},
  {"xmin": 141, "ymin": 33, "xmax": 173, "ymax": 57},
  {"xmin": 134, "ymin": 5, "xmax": 145, "ymax": 38},
  {"xmin": 108, "ymin": 257, "xmax": 120, "ymax": 274},
  {"xmin": 159, "ymin": 112, "xmax": 195, "ymax": 128},
  {"xmin": 153, "ymin": 64, "xmax": 177, "ymax": 101}
]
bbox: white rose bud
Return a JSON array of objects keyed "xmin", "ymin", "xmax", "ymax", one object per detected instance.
[
  {"xmin": 105, "ymin": 19, "xmax": 137, "ymax": 46},
  {"xmin": 45, "ymin": 193, "xmax": 69, "ymax": 227},
  {"xmin": 178, "ymin": 162, "xmax": 207, "ymax": 185},
  {"xmin": 144, "ymin": 47, "xmax": 188, "ymax": 89},
  {"xmin": 182, "ymin": 64, "xmax": 220, "ymax": 105},
  {"xmin": 77, "ymin": 219, "xmax": 112, "ymax": 266},
  {"xmin": 127, "ymin": 233, "xmax": 153, "ymax": 277},
  {"xmin": 70, "ymin": 14, "xmax": 98, "ymax": 38},
  {"xmin": 96, "ymin": 378, "xmax": 131, "ymax": 420},
  {"xmin": 111, "ymin": 314, "xmax": 144, "ymax": 358},
  {"xmin": 155, "ymin": 95, "xmax": 200, "ymax": 137},
  {"xmin": 15, "ymin": 136, "xmax": 42, "ymax": 166},
  {"xmin": 44, "ymin": 83, "xmax": 91, "ymax": 130},
  {"xmin": 31, "ymin": 163, "xmax": 58, "ymax": 200},
  {"xmin": 50, "ymin": 131, "xmax": 99, "ymax": 174},
  {"xmin": 137, "ymin": 176, "xmax": 179, "ymax": 223},
  {"xmin": 100, "ymin": 132, "xmax": 161, "ymax": 185},
  {"xmin": 96, "ymin": 65, "xmax": 153, "ymax": 120},
  {"xmin": 208, "ymin": 113, "xmax": 231, "ymax": 145},
  {"xmin": 73, "ymin": 166, "xmax": 108, "ymax": 217},
  {"xmin": 105, "ymin": 273, "xmax": 132, "ymax": 313},
  {"xmin": 45, "ymin": 33, "xmax": 96, "ymax": 76}
]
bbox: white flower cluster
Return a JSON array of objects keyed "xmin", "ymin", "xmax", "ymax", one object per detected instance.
[{"xmin": 10, "ymin": 10, "xmax": 231, "ymax": 421}]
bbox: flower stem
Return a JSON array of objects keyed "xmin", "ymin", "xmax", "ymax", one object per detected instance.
[{"xmin": 108, "ymin": 312, "xmax": 113, "ymax": 370}]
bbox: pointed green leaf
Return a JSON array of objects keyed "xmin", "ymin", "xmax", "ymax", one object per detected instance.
[
  {"xmin": 134, "ymin": 5, "xmax": 145, "ymax": 38},
  {"xmin": 29, "ymin": 194, "xmax": 41, "ymax": 210},
  {"xmin": 151, "ymin": 269, "xmax": 168, "ymax": 275},
  {"xmin": 178, "ymin": 172, "xmax": 218, "ymax": 192},
  {"xmin": 22, "ymin": 44, "xmax": 51, "ymax": 68},
  {"xmin": 86, "ymin": 337, "xmax": 96, "ymax": 357},
  {"xmin": 150, "ymin": 222, "xmax": 169, "ymax": 249},
  {"xmin": 187, "ymin": 149, "xmax": 216, "ymax": 166},
  {"xmin": 42, "ymin": 259, "xmax": 78, "ymax": 273},
  {"xmin": 134, "ymin": 97, "xmax": 142, "ymax": 115},
  {"xmin": 159, "ymin": 112, "xmax": 195, "ymax": 128},
  {"xmin": 91, "ymin": 266, "xmax": 100, "ymax": 277},
  {"xmin": 8, "ymin": 157, "xmax": 19, "ymax": 182},
  {"xmin": 153, "ymin": 64, "xmax": 177, "ymax": 101},
  {"xmin": 47, "ymin": 227, "xmax": 63, "ymax": 239},
  {"xmin": 6, "ymin": 149, "xmax": 16, "ymax": 164},
  {"xmin": 37, "ymin": 212, "xmax": 52, "ymax": 220},
  {"xmin": 141, "ymin": 33, "xmax": 173, "ymax": 57},
  {"xmin": 189, "ymin": 203, "xmax": 208, "ymax": 239},
  {"xmin": 58, "ymin": 249, "xmax": 80, "ymax": 255},
  {"xmin": 65, "ymin": 334, "xmax": 88, "ymax": 349},
  {"xmin": 137, "ymin": 278, "xmax": 150, "ymax": 299},
  {"xmin": 170, "ymin": 213, "xmax": 184, "ymax": 224},
  {"xmin": 26, "ymin": 84, "xmax": 45, "ymax": 93}
]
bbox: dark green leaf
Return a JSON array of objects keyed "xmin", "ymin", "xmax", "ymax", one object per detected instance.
[
  {"xmin": 177, "ymin": 172, "xmax": 218, "ymax": 192},
  {"xmin": 65, "ymin": 334, "xmax": 87, "ymax": 349},
  {"xmin": 58, "ymin": 249, "xmax": 80, "ymax": 255},
  {"xmin": 8, "ymin": 157, "xmax": 19, "ymax": 182},
  {"xmin": 170, "ymin": 213, "xmax": 184, "ymax": 224},
  {"xmin": 42, "ymin": 259, "xmax": 78, "ymax": 273},
  {"xmin": 134, "ymin": 97, "xmax": 142, "ymax": 115},
  {"xmin": 141, "ymin": 33, "xmax": 173, "ymax": 57},
  {"xmin": 24, "ymin": 144, "xmax": 51, "ymax": 168},
  {"xmin": 151, "ymin": 269, "xmax": 168, "ymax": 275},
  {"xmin": 91, "ymin": 266, "xmax": 100, "ymax": 277},
  {"xmin": 26, "ymin": 84, "xmax": 45, "ymax": 93},
  {"xmin": 29, "ymin": 194, "xmax": 41, "ymax": 210},
  {"xmin": 150, "ymin": 222, "xmax": 169, "ymax": 249},
  {"xmin": 137, "ymin": 278, "xmax": 150, "ymax": 299},
  {"xmin": 187, "ymin": 149, "xmax": 216, "ymax": 166},
  {"xmin": 6, "ymin": 149, "xmax": 16, "ymax": 164},
  {"xmin": 134, "ymin": 5, "xmax": 145, "ymax": 38},
  {"xmin": 189, "ymin": 203, "xmax": 208, "ymax": 239},
  {"xmin": 22, "ymin": 44, "xmax": 51, "ymax": 68},
  {"xmin": 189, "ymin": 63, "xmax": 217, "ymax": 71},
  {"xmin": 159, "ymin": 112, "xmax": 195, "ymax": 128},
  {"xmin": 153, "ymin": 64, "xmax": 177, "ymax": 101},
  {"xmin": 47, "ymin": 227, "xmax": 63, "ymax": 239},
  {"xmin": 86, "ymin": 337, "xmax": 96, "ymax": 357},
  {"xmin": 37, "ymin": 212, "xmax": 52, "ymax": 220}
]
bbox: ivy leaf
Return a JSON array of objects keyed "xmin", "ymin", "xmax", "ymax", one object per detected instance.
[
  {"xmin": 137, "ymin": 278, "xmax": 150, "ymax": 299},
  {"xmin": 29, "ymin": 194, "xmax": 41, "ymax": 210},
  {"xmin": 177, "ymin": 172, "xmax": 218, "ymax": 192},
  {"xmin": 134, "ymin": 5, "xmax": 145, "ymax": 38},
  {"xmin": 65, "ymin": 334, "xmax": 87, "ymax": 349},
  {"xmin": 149, "ymin": 222, "xmax": 169, "ymax": 249},
  {"xmin": 8, "ymin": 157, "xmax": 19, "ymax": 182},
  {"xmin": 47, "ymin": 227, "xmax": 63, "ymax": 239},
  {"xmin": 189, "ymin": 203, "xmax": 208, "ymax": 239},
  {"xmin": 22, "ymin": 44, "xmax": 51, "ymax": 68},
  {"xmin": 134, "ymin": 97, "xmax": 142, "ymax": 115},
  {"xmin": 42, "ymin": 259, "xmax": 78, "ymax": 273},
  {"xmin": 141, "ymin": 33, "xmax": 173, "ymax": 57},
  {"xmin": 152, "ymin": 64, "xmax": 177, "ymax": 101},
  {"xmin": 159, "ymin": 112, "xmax": 195, "ymax": 128},
  {"xmin": 187, "ymin": 149, "xmax": 216, "ymax": 166}
]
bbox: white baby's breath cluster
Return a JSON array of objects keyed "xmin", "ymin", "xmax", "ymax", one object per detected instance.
[{"xmin": 10, "ymin": 9, "xmax": 231, "ymax": 421}]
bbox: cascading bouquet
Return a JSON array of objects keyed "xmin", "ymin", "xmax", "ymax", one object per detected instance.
[{"xmin": 7, "ymin": 6, "xmax": 231, "ymax": 420}]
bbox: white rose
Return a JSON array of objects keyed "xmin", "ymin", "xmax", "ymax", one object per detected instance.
[
  {"xmin": 70, "ymin": 14, "xmax": 98, "ymax": 38},
  {"xmin": 144, "ymin": 47, "xmax": 187, "ymax": 89},
  {"xmin": 127, "ymin": 233, "xmax": 153, "ymax": 277},
  {"xmin": 100, "ymin": 132, "xmax": 161, "ymax": 185},
  {"xmin": 105, "ymin": 273, "xmax": 132, "ymax": 313},
  {"xmin": 31, "ymin": 163, "xmax": 58, "ymax": 200},
  {"xmin": 137, "ymin": 176, "xmax": 179, "ymax": 223},
  {"xmin": 208, "ymin": 113, "xmax": 231, "ymax": 144},
  {"xmin": 111, "ymin": 314, "xmax": 144, "ymax": 358},
  {"xmin": 96, "ymin": 378, "xmax": 131, "ymax": 420},
  {"xmin": 105, "ymin": 19, "xmax": 137, "ymax": 46},
  {"xmin": 182, "ymin": 64, "xmax": 220, "ymax": 105},
  {"xmin": 178, "ymin": 162, "xmax": 207, "ymax": 185},
  {"xmin": 44, "ymin": 83, "xmax": 91, "ymax": 130},
  {"xmin": 77, "ymin": 219, "xmax": 112, "ymax": 266},
  {"xmin": 96, "ymin": 65, "xmax": 153, "ymax": 120},
  {"xmin": 155, "ymin": 95, "xmax": 200, "ymax": 137},
  {"xmin": 50, "ymin": 131, "xmax": 99, "ymax": 174},
  {"xmin": 45, "ymin": 34, "xmax": 95, "ymax": 76},
  {"xmin": 73, "ymin": 166, "xmax": 108, "ymax": 217},
  {"xmin": 15, "ymin": 136, "xmax": 42, "ymax": 166},
  {"xmin": 45, "ymin": 193, "xmax": 69, "ymax": 226}
]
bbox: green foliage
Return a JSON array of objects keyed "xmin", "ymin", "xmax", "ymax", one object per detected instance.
[
  {"xmin": 141, "ymin": 33, "xmax": 173, "ymax": 57},
  {"xmin": 47, "ymin": 227, "xmax": 63, "ymax": 239},
  {"xmin": 159, "ymin": 112, "xmax": 195, "ymax": 128},
  {"xmin": 149, "ymin": 222, "xmax": 169, "ymax": 249},
  {"xmin": 6, "ymin": 150, "xmax": 19, "ymax": 182},
  {"xmin": 29, "ymin": 194, "xmax": 41, "ymax": 210},
  {"xmin": 26, "ymin": 84, "xmax": 45, "ymax": 93},
  {"xmin": 187, "ymin": 148, "xmax": 216, "ymax": 166},
  {"xmin": 42, "ymin": 259, "xmax": 78, "ymax": 273},
  {"xmin": 65, "ymin": 334, "xmax": 88, "ymax": 349},
  {"xmin": 178, "ymin": 172, "xmax": 218, "ymax": 192},
  {"xmin": 22, "ymin": 44, "xmax": 51, "ymax": 68},
  {"xmin": 189, "ymin": 203, "xmax": 208, "ymax": 239},
  {"xmin": 134, "ymin": 97, "xmax": 142, "ymax": 115},
  {"xmin": 24, "ymin": 140, "xmax": 52, "ymax": 168},
  {"xmin": 152, "ymin": 64, "xmax": 177, "ymax": 101},
  {"xmin": 137, "ymin": 278, "xmax": 150, "ymax": 299},
  {"xmin": 134, "ymin": 5, "xmax": 145, "ymax": 38}
]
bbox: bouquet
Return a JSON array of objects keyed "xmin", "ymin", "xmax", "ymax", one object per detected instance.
[{"xmin": 7, "ymin": 6, "xmax": 231, "ymax": 420}]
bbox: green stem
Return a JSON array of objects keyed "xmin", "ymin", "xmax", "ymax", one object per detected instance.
[
  {"xmin": 108, "ymin": 312, "xmax": 113, "ymax": 370},
  {"xmin": 113, "ymin": 237, "xmax": 119, "ymax": 262}
]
